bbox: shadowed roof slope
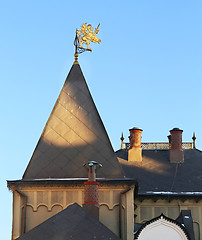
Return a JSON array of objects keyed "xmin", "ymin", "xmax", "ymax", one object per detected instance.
[
  {"xmin": 117, "ymin": 149, "xmax": 202, "ymax": 193},
  {"xmin": 16, "ymin": 203, "xmax": 121, "ymax": 240},
  {"xmin": 23, "ymin": 64, "xmax": 124, "ymax": 179}
]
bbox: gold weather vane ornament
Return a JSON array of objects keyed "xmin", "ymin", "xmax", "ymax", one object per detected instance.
[{"xmin": 74, "ymin": 23, "xmax": 101, "ymax": 64}]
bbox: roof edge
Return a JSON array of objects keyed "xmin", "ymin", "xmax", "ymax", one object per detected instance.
[{"xmin": 7, "ymin": 178, "xmax": 138, "ymax": 189}]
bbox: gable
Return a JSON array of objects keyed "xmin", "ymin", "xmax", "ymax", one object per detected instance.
[{"xmin": 16, "ymin": 203, "xmax": 121, "ymax": 240}]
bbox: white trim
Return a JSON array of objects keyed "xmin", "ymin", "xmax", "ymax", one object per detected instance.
[{"xmin": 137, "ymin": 217, "xmax": 189, "ymax": 240}]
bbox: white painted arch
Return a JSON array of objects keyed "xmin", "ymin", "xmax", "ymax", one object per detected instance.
[{"xmin": 136, "ymin": 215, "xmax": 189, "ymax": 240}]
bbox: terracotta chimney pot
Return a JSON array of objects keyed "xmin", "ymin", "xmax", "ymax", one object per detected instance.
[
  {"xmin": 128, "ymin": 127, "xmax": 143, "ymax": 162},
  {"xmin": 169, "ymin": 128, "xmax": 184, "ymax": 163},
  {"xmin": 167, "ymin": 135, "xmax": 171, "ymax": 149}
]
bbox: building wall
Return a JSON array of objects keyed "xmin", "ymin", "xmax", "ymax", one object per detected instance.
[
  {"xmin": 135, "ymin": 199, "xmax": 202, "ymax": 240},
  {"xmin": 11, "ymin": 184, "xmax": 135, "ymax": 240}
]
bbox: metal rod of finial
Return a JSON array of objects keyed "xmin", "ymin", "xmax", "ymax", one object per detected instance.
[
  {"xmin": 192, "ymin": 132, "xmax": 196, "ymax": 149},
  {"xmin": 73, "ymin": 30, "xmax": 80, "ymax": 64},
  {"xmin": 120, "ymin": 132, "xmax": 124, "ymax": 150}
]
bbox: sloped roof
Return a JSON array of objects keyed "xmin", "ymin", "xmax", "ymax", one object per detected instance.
[
  {"xmin": 16, "ymin": 203, "xmax": 121, "ymax": 240},
  {"xmin": 117, "ymin": 149, "xmax": 202, "ymax": 194},
  {"xmin": 23, "ymin": 64, "xmax": 124, "ymax": 179}
]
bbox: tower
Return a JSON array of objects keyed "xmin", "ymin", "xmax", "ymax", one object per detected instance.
[{"xmin": 7, "ymin": 25, "xmax": 136, "ymax": 240}]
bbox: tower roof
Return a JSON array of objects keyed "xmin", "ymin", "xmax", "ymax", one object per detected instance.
[{"xmin": 23, "ymin": 63, "xmax": 124, "ymax": 179}]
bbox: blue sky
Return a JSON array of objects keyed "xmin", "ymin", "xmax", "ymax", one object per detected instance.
[{"xmin": 1, "ymin": 1, "xmax": 202, "ymax": 239}]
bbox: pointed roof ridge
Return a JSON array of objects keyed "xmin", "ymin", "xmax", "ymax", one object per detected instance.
[{"xmin": 23, "ymin": 63, "xmax": 124, "ymax": 179}]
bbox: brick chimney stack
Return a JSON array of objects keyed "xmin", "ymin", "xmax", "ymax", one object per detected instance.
[
  {"xmin": 167, "ymin": 135, "xmax": 171, "ymax": 149},
  {"xmin": 128, "ymin": 127, "xmax": 143, "ymax": 162},
  {"xmin": 169, "ymin": 128, "xmax": 184, "ymax": 163},
  {"xmin": 83, "ymin": 161, "xmax": 102, "ymax": 219}
]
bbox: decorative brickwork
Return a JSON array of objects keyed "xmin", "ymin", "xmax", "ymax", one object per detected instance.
[
  {"xmin": 170, "ymin": 128, "xmax": 183, "ymax": 150},
  {"xmin": 141, "ymin": 142, "xmax": 169, "ymax": 150},
  {"xmin": 129, "ymin": 128, "xmax": 143, "ymax": 149},
  {"xmin": 84, "ymin": 181, "xmax": 99, "ymax": 207},
  {"xmin": 125, "ymin": 142, "xmax": 192, "ymax": 150}
]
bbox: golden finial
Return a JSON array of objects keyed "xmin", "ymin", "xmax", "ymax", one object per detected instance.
[
  {"xmin": 120, "ymin": 132, "xmax": 124, "ymax": 150},
  {"xmin": 73, "ymin": 23, "xmax": 101, "ymax": 64},
  {"xmin": 192, "ymin": 132, "xmax": 196, "ymax": 149},
  {"xmin": 74, "ymin": 53, "xmax": 79, "ymax": 65}
]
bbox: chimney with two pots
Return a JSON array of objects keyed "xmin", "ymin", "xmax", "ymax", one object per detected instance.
[{"xmin": 127, "ymin": 126, "xmax": 184, "ymax": 163}]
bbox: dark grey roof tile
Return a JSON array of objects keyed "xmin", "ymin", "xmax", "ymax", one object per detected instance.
[
  {"xmin": 23, "ymin": 64, "xmax": 124, "ymax": 179},
  {"xmin": 117, "ymin": 149, "xmax": 202, "ymax": 193},
  {"xmin": 16, "ymin": 203, "xmax": 121, "ymax": 240}
]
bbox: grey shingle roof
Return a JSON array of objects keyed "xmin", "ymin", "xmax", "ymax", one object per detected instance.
[
  {"xmin": 16, "ymin": 203, "xmax": 121, "ymax": 240},
  {"xmin": 117, "ymin": 149, "xmax": 202, "ymax": 194},
  {"xmin": 23, "ymin": 64, "xmax": 124, "ymax": 179}
]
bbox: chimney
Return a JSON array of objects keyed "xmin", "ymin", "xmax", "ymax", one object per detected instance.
[
  {"xmin": 169, "ymin": 128, "xmax": 184, "ymax": 163},
  {"xmin": 128, "ymin": 127, "xmax": 143, "ymax": 162},
  {"xmin": 83, "ymin": 161, "xmax": 102, "ymax": 219},
  {"xmin": 167, "ymin": 135, "xmax": 171, "ymax": 149}
]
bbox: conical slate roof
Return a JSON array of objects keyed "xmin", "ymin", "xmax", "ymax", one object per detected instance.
[
  {"xmin": 23, "ymin": 63, "xmax": 124, "ymax": 179},
  {"xmin": 16, "ymin": 203, "xmax": 121, "ymax": 240}
]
